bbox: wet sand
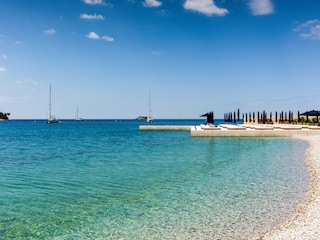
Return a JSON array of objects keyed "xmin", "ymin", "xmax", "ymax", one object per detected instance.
[{"xmin": 260, "ymin": 135, "xmax": 320, "ymax": 239}]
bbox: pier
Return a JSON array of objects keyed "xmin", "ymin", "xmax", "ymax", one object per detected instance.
[
  {"xmin": 139, "ymin": 109, "xmax": 320, "ymax": 137},
  {"xmin": 139, "ymin": 125, "xmax": 192, "ymax": 131},
  {"xmin": 139, "ymin": 124, "xmax": 320, "ymax": 137},
  {"xmin": 191, "ymin": 125, "xmax": 320, "ymax": 137}
]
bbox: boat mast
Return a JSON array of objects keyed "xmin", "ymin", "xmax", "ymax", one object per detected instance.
[
  {"xmin": 75, "ymin": 105, "xmax": 78, "ymax": 119},
  {"xmin": 147, "ymin": 91, "xmax": 153, "ymax": 122},
  {"xmin": 49, "ymin": 84, "xmax": 52, "ymax": 119},
  {"xmin": 148, "ymin": 91, "xmax": 151, "ymax": 118},
  {"xmin": 149, "ymin": 91, "xmax": 152, "ymax": 119}
]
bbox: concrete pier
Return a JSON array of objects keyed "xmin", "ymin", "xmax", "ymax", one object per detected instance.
[
  {"xmin": 191, "ymin": 128, "xmax": 320, "ymax": 137},
  {"xmin": 191, "ymin": 124, "xmax": 320, "ymax": 137},
  {"xmin": 139, "ymin": 124, "xmax": 320, "ymax": 137},
  {"xmin": 139, "ymin": 125, "xmax": 192, "ymax": 131}
]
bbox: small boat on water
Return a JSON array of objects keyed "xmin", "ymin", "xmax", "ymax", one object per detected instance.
[
  {"xmin": 147, "ymin": 92, "xmax": 153, "ymax": 123},
  {"xmin": 75, "ymin": 106, "xmax": 84, "ymax": 121},
  {"xmin": 147, "ymin": 116, "xmax": 153, "ymax": 123},
  {"xmin": 47, "ymin": 84, "xmax": 60, "ymax": 124}
]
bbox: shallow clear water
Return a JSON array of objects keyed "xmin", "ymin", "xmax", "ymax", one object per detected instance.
[{"xmin": 0, "ymin": 120, "xmax": 309, "ymax": 239}]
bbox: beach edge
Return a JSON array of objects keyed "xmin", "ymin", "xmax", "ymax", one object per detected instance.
[{"xmin": 258, "ymin": 135, "xmax": 320, "ymax": 240}]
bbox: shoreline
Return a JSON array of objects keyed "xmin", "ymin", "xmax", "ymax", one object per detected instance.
[
  {"xmin": 139, "ymin": 124, "xmax": 320, "ymax": 238},
  {"xmin": 259, "ymin": 135, "xmax": 320, "ymax": 239}
]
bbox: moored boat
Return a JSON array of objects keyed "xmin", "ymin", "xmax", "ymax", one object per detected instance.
[
  {"xmin": 146, "ymin": 92, "xmax": 153, "ymax": 123},
  {"xmin": 47, "ymin": 84, "xmax": 60, "ymax": 124},
  {"xmin": 75, "ymin": 106, "xmax": 84, "ymax": 121}
]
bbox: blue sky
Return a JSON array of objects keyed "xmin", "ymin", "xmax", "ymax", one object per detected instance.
[{"xmin": 1, "ymin": 0, "xmax": 320, "ymax": 119}]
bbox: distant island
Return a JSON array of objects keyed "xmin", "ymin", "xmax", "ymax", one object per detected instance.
[
  {"xmin": 0, "ymin": 112, "xmax": 10, "ymax": 120},
  {"xmin": 135, "ymin": 116, "xmax": 147, "ymax": 120}
]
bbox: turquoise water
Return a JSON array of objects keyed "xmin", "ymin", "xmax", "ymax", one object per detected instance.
[{"xmin": 0, "ymin": 120, "xmax": 309, "ymax": 239}]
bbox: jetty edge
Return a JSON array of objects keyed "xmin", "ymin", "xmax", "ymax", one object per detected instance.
[
  {"xmin": 139, "ymin": 124, "xmax": 320, "ymax": 137},
  {"xmin": 139, "ymin": 125, "xmax": 192, "ymax": 131}
]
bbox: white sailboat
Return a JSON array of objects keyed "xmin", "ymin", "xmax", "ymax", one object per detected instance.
[
  {"xmin": 147, "ymin": 92, "xmax": 153, "ymax": 123},
  {"xmin": 75, "ymin": 106, "xmax": 84, "ymax": 121},
  {"xmin": 47, "ymin": 84, "xmax": 59, "ymax": 124}
]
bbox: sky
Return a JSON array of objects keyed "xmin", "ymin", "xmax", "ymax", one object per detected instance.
[{"xmin": 1, "ymin": 0, "xmax": 320, "ymax": 119}]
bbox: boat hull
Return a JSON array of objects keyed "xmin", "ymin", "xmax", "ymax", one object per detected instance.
[{"xmin": 47, "ymin": 118, "xmax": 59, "ymax": 124}]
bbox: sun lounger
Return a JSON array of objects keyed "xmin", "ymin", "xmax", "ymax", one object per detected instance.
[
  {"xmin": 280, "ymin": 126, "xmax": 302, "ymax": 130},
  {"xmin": 253, "ymin": 126, "xmax": 274, "ymax": 130},
  {"xmin": 200, "ymin": 124, "xmax": 221, "ymax": 130},
  {"xmin": 308, "ymin": 126, "xmax": 320, "ymax": 130},
  {"xmin": 226, "ymin": 125, "xmax": 247, "ymax": 130}
]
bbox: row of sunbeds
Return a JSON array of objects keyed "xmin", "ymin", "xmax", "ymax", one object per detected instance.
[{"xmin": 199, "ymin": 123, "xmax": 320, "ymax": 131}]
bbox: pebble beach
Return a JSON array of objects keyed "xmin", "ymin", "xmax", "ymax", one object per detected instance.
[{"xmin": 261, "ymin": 135, "xmax": 320, "ymax": 240}]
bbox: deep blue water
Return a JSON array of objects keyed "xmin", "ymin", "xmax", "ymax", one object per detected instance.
[{"xmin": 0, "ymin": 119, "xmax": 309, "ymax": 239}]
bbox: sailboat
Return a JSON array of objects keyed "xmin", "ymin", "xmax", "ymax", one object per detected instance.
[
  {"xmin": 47, "ymin": 84, "xmax": 59, "ymax": 124},
  {"xmin": 75, "ymin": 106, "xmax": 84, "ymax": 121},
  {"xmin": 147, "ymin": 92, "xmax": 153, "ymax": 123}
]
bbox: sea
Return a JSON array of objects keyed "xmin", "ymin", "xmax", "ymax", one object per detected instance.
[{"xmin": 0, "ymin": 119, "xmax": 310, "ymax": 240}]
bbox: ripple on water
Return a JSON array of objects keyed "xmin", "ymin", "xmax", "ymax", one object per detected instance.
[{"xmin": 0, "ymin": 121, "xmax": 310, "ymax": 239}]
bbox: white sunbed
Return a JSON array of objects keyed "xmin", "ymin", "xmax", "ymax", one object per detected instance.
[{"xmin": 200, "ymin": 124, "xmax": 221, "ymax": 130}]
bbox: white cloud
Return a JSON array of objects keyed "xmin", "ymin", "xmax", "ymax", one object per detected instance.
[
  {"xmin": 0, "ymin": 66, "xmax": 7, "ymax": 72},
  {"xmin": 183, "ymin": 0, "xmax": 228, "ymax": 16},
  {"xmin": 82, "ymin": 0, "xmax": 112, "ymax": 6},
  {"xmin": 80, "ymin": 13, "xmax": 105, "ymax": 20},
  {"xmin": 82, "ymin": 0, "xmax": 104, "ymax": 5},
  {"xmin": 294, "ymin": 19, "xmax": 320, "ymax": 40},
  {"xmin": 143, "ymin": 0, "xmax": 162, "ymax": 8},
  {"xmin": 86, "ymin": 32, "xmax": 100, "ymax": 39},
  {"xmin": 101, "ymin": 35, "xmax": 114, "ymax": 42},
  {"xmin": 15, "ymin": 79, "xmax": 38, "ymax": 85},
  {"xmin": 249, "ymin": 0, "xmax": 274, "ymax": 16},
  {"xmin": 44, "ymin": 29, "xmax": 56, "ymax": 35},
  {"xmin": 86, "ymin": 32, "xmax": 114, "ymax": 42}
]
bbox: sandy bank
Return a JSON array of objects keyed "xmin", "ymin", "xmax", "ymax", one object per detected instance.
[{"xmin": 260, "ymin": 135, "xmax": 320, "ymax": 240}]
